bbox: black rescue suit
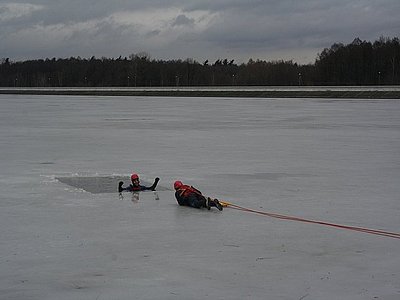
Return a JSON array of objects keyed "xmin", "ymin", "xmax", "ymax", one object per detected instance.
[
  {"xmin": 125, "ymin": 184, "xmax": 153, "ymax": 192},
  {"xmin": 119, "ymin": 178, "xmax": 159, "ymax": 192}
]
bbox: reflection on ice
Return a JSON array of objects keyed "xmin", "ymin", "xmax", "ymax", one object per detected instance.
[{"xmin": 119, "ymin": 191, "xmax": 160, "ymax": 202}]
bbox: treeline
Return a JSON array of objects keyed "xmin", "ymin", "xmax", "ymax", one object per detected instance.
[{"xmin": 1, "ymin": 37, "xmax": 399, "ymax": 87}]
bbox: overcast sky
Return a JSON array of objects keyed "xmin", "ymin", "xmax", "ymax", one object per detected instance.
[{"xmin": 1, "ymin": 0, "xmax": 399, "ymax": 64}]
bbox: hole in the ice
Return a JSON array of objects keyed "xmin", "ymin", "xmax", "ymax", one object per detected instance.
[{"xmin": 56, "ymin": 176, "xmax": 169, "ymax": 194}]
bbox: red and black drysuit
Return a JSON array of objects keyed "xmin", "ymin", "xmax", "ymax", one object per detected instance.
[{"xmin": 175, "ymin": 184, "xmax": 207, "ymax": 209}]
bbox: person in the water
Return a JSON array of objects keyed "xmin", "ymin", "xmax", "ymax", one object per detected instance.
[
  {"xmin": 173, "ymin": 181, "xmax": 223, "ymax": 211},
  {"xmin": 119, "ymin": 173, "xmax": 159, "ymax": 192}
]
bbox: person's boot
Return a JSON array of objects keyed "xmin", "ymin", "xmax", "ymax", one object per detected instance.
[
  {"xmin": 207, "ymin": 197, "xmax": 223, "ymax": 211},
  {"xmin": 205, "ymin": 197, "xmax": 211, "ymax": 210},
  {"xmin": 213, "ymin": 199, "xmax": 223, "ymax": 211}
]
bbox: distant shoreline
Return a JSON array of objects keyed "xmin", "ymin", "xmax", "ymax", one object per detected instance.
[{"xmin": 1, "ymin": 86, "xmax": 399, "ymax": 99}]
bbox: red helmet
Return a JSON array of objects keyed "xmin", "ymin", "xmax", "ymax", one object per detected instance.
[
  {"xmin": 131, "ymin": 173, "xmax": 139, "ymax": 181},
  {"xmin": 174, "ymin": 181, "xmax": 183, "ymax": 190}
]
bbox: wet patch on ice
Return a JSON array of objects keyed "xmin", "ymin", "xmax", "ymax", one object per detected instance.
[
  {"xmin": 39, "ymin": 161, "xmax": 55, "ymax": 165},
  {"xmin": 56, "ymin": 176, "xmax": 170, "ymax": 194}
]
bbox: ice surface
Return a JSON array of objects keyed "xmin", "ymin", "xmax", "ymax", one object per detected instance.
[{"xmin": 0, "ymin": 95, "xmax": 399, "ymax": 299}]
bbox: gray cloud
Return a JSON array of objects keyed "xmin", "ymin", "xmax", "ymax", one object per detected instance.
[
  {"xmin": 172, "ymin": 14, "xmax": 195, "ymax": 27},
  {"xmin": 0, "ymin": 0, "xmax": 399, "ymax": 63}
]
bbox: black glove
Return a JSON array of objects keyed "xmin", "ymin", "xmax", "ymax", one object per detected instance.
[
  {"xmin": 118, "ymin": 181, "xmax": 124, "ymax": 193},
  {"xmin": 150, "ymin": 177, "xmax": 160, "ymax": 191}
]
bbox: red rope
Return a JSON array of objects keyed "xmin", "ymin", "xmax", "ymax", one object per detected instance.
[{"xmin": 223, "ymin": 202, "xmax": 400, "ymax": 240}]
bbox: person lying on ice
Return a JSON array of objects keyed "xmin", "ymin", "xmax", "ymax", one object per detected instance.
[
  {"xmin": 173, "ymin": 181, "xmax": 223, "ymax": 211},
  {"xmin": 119, "ymin": 173, "xmax": 160, "ymax": 192}
]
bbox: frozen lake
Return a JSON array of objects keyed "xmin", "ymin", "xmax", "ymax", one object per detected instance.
[{"xmin": 0, "ymin": 95, "xmax": 399, "ymax": 299}]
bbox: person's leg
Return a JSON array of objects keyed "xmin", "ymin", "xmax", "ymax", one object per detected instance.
[
  {"xmin": 187, "ymin": 194, "xmax": 206, "ymax": 208},
  {"xmin": 207, "ymin": 197, "xmax": 223, "ymax": 211}
]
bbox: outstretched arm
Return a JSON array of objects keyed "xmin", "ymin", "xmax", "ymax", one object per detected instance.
[
  {"xmin": 118, "ymin": 181, "xmax": 126, "ymax": 193},
  {"xmin": 148, "ymin": 177, "xmax": 160, "ymax": 191}
]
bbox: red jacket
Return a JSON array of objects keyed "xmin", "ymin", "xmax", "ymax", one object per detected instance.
[{"xmin": 176, "ymin": 185, "xmax": 202, "ymax": 198}]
